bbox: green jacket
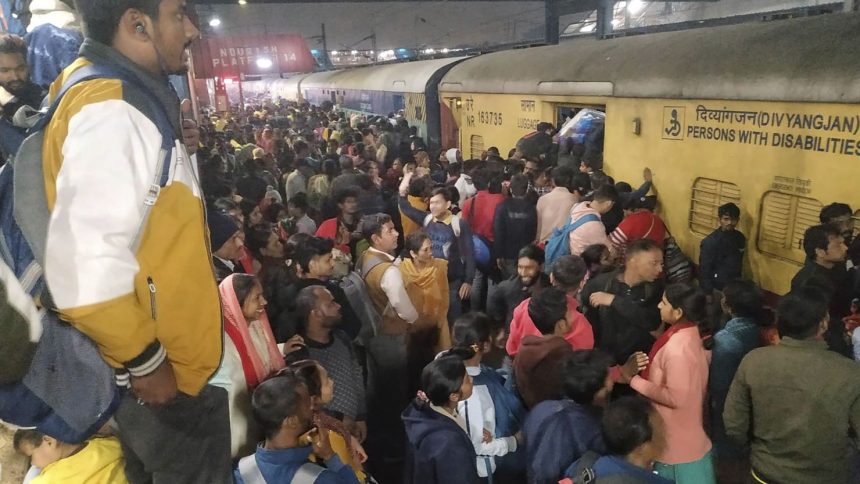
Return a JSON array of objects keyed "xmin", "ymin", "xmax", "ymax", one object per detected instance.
[
  {"xmin": 724, "ymin": 337, "xmax": 860, "ymax": 483},
  {"xmin": 0, "ymin": 259, "xmax": 40, "ymax": 384}
]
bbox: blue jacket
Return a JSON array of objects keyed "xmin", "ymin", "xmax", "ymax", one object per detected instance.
[
  {"xmin": 523, "ymin": 399, "xmax": 605, "ymax": 484},
  {"xmin": 234, "ymin": 445, "xmax": 360, "ymax": 484},
  {"xmin": 566, "ymin": 454, "xmax": 672, "ymax": 483},
  {"xmin": 402, "ymin": 400, "xmax": 479, "ymax": 484}
]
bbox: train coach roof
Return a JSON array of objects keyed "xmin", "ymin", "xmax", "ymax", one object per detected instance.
[
  {"xmin": 301, "ymin": 56, "xmax": 468, "ymax": 94},
  {"xmin": 439, "ymin": 13, "xmax": 860, "ymax": 103}
]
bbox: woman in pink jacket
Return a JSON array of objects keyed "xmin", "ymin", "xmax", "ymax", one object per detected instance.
[{"xmin": 620, "ymin": 283, "xmax": 715, "ymax": 483}]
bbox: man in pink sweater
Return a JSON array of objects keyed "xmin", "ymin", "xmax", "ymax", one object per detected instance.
[
  {"xmin": 569, "ymin": 185, "xmax": 618, "ymax": 257},
  {"xmin": 507, "ymin": 255, "xmax": 594, "ymax": 357}
]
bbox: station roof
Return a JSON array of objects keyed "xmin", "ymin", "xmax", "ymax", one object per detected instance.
[
  {"xmin": 439, "ymin": 12, "xmax": 860, "ymax": 103},
  {"xmin": 301, "ymin": 56, "xmax": 469, "ymax": 94}
]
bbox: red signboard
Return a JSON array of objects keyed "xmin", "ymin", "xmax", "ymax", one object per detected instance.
[{"xmin": 191, "ymin": 34, "xmax": 316, "ymax": 80}]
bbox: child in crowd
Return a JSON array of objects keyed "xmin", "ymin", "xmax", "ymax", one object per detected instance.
[
  {"xmin": 14, "ymin": 430, "xmax": 128, "ymax": 484},
  {"xmin": 235, "ymin": 372, "xmax": 360, "ymax": 484},
  {"xmin": 288, "ymin": 360, "xmax": 370, "ymax": 482}
]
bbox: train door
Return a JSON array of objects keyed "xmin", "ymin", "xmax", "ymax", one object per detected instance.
[
  {"xmin": 440, "ymin": 97, "xmax": 462, "ymax": 151},
  {"xmin": 554, "ymin": 104, "xmax": 606, "ymax": 167}
]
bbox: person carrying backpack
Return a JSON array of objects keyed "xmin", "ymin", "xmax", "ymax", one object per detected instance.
[
  {"xmin": 36, "ymin": 4, "xmax": 230, "ymax": 482},
  {"xmin": 398, "ymin": 171, "xmax": 476, "ymax": 324},
  {"xmin": 544, "ymin": 185, "xmax": 617, "ymax": 273}
]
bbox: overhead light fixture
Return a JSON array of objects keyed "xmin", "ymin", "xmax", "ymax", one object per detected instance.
[
  {"xmin": 209, "ymin": 17, "xmax": 222, "ymax": 28},
  {"xmin": 351, "ymin": 50, "xmax": 358, "ymax": 55},
  {"xmin": 579, "ymin": 23, "xmax": 596, "ymax": 33},
  {"xmin": 256, "ymin": 57, "xmax": 273, "ymax": 69},
  {"xmin": 441, "ymin": 48, "xmax": 450, "ymax": 54},
  {"xmin": 627, "ymin": 0, "xmax": 647, "ymax": 14},
  {"xmin": 331, "ymin": 50, "xmax": 339, "ymax": 55},
  {"xmin": 238, "ymin": 0, "xmax": 247, "ymax": 4}
]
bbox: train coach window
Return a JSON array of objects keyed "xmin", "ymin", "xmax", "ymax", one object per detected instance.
[
  {"xmin": 470, "ymin": 135, "xmax": 484, "ymax": 160},
  {"xmin": 757, "ymin": 191, "xmax": 822, "ymax": 265},
  {"xmin": 689, "ymin": 178, "xmax": 741, "ymax": 236}
]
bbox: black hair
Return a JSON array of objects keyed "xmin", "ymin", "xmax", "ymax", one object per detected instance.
[
  {"xmin": 819, "ymin": 202, "xmax": 852, "ymax": 224},
  {"xmin": 570, "ymin": 172, "xmax": 592, "ymax": 196},
  {"xmin": 601, "ymin": 396, "xmax": 656, "ymax": 456},
  {"xmin": 802, "ymin": 224, "xmax": 842, "ymax": 260},
  {"xmin": 536, "ymin": 122, "xmax": 555, "ymax": 133},
  {"xmin": 359, "ymin": 213, "xmax": 393, "ymax": 243},
  {"xmin": 74, "ymin": 0, "xmax": 161, "ymax": 45},
  {"xmin": 447, "ymin": 162, "xmax": 462, "ymax": 177},
  {"xmin": 404, "ymin": 231, "xmax": 431, "ymax": 260},
  {"xmin": 721, "ymin": 280, "xmax": 763, "ymax": 321},
  {"xmin": 518, "ymin": 244, "xmax": 545, "ymax": 265},
  {"xmin": 614, "ymin": 181, "xmax": 633, "ymax": 194},
  {"xmin": 232, "ymin": 273, "xmax": 261, "ymax": 308},
  {"xmin": 332, "ymin": 187, "xmax": 358, "ymax": 206},
  {"xmin": 13, "ymin": 429, "xmax": 43, "ymax": 451},
  {"xmin": 581, "ymin": 244, "xmax": 610, "ymax": 268},
  {"xmin": 251, "ymin": 372, "xmax": 306, "ymax": 439},
  {"xmin": 552, "ymin": 255, "xmax": 587, "ymax": 293},
  {"xmin": 239, "ymin": 199, "xmax": 259, "ymax": 224},
  {"xmin": 528, "ymin": 287, "xmax": 568, "ymax": 335},
  {"xmin": 718, "ymin": 202, "xmax": 741, "ymax": 219},
  {"xmin": 288, "ymin": 192, "xmax": 309, "ymax": 212},
  {"xmin": 292, "ymin": 139, "xmax": 309, "ymax": 155},
  {"xmin": 294, "ymin": 285, "xmax": 325, "ymax": 333},
  {"xmin": 287, "ymin": 360, "xmax": 323, "ymax": 398},
  {"xmin": 593, "ymin": 184, "xmax": 619, "ymax": 204},
  {"xmin": 451, "ymin": 312, "xmax": 495, "ymax": 350},
  {"xmin": 213, "ymin": 197, "xmax": 239, "ymax": 214},
  {"xmin": 0, "ymin": 33, "xmax": 27, "ymax": 57},
  {"xmin": 625, "ymin": 238, "xmax": 662, "ymax": 261},
  {"xmin": 663, "ymin": 283, "xmax": 712, "ymax": 349},
  {"xmin": 408, "ymin": 176, "xmax": 428, "ymax": 198},
  {"xmin": 551, "ymin": 166, "xmax": 575, "ymax": 190},
  {"xmin": 420, "ymin": 355, "xmax": 467, "ymax": 406},
  {"xmin": 777, "ymin": 286, "xmax": 829, "ymax": 340},
  {"xmin": 488, "ymin": 171, "xmax": 504, "ymax": 194},
  {"xmin": 245, "ymin": 223, "xmax": 276, "ymax": 258},
  {"xmin": 509, "ymin": 173, "xmax": 529, "ymax": 197},
  {"xmin": 321, "ymin": 158, "xmax": 339, "ymax": 179},
  {"xmin": 562, "ymin": 350, "xmax": 614, "ymax": 404},
  {"xmin": 293, "ymin": 236, "xmax": 334, "ymax": 273},
  {"xmin": 430, "ymin": 186, "xmax": 454, "ymax": 202}
]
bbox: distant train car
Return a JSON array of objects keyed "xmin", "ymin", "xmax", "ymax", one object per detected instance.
[
  {"xmin": 438, "ymin": 13, "xmax": 860, "ymax": 295},
  {"xmin": 266, "ymin": 74, "xmax": 311, "ymax": 103},
  {"xmin": 300, "ymin": 57, "xmax": 467, "ymax": 150},
  {"xmin": 242, "ymin": 74, "xmax": 310, "ymax": 103}
]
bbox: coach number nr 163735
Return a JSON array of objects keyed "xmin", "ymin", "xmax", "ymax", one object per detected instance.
[{"xmin": 478, "ymin": 111, "xmax": 503, "ymax": 126}]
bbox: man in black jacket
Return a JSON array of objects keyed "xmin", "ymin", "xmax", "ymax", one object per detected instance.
[
  {"xmin": 493, "ymin": 173, "xmax": 538, "ymax": 279},
  {"xmin": 699, "ymin": 202, "xmax": 745, "ymax": 296},
  {"xmin": 791, "ymin": 224, "xmax": 851, "ymax": 357},
  {"xmin": 581, "ymin": 239, "xmax": 664, "ymax": 365},
  {"xmin": 488, "ymin": 244, "xmax": 550, "ymax": 332}
]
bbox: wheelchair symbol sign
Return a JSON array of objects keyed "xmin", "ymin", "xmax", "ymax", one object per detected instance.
[{"xmin": 662, "ymin": 106, "xmax": 685, "ymax": 140}]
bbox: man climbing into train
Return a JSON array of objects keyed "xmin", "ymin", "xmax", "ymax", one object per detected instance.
[{"xmin": 39, "ymin": 0, "xmax": 230, "ymax": 482}]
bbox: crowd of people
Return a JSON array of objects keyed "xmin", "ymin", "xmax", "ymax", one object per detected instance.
[{"xmin": 3, "ymin": 3, "xmax": 860, "ymax": 484}]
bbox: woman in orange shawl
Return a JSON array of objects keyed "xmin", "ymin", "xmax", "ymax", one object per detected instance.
[{"xmin": 400, "ymin": 231, "xmax": 453, "ymax": 353}]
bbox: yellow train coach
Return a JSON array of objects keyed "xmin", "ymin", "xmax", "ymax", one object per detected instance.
[{"xmin": 438, "ymin": 12, "xmax": 860, "ymax": 296}]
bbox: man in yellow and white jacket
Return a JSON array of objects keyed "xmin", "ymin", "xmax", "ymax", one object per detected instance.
[{"xmin": 41, "ymin": 0, "xmax": 230, "ymax": 482}]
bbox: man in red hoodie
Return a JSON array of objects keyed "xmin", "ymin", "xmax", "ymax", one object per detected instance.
[
  {"xmin": 507, "ymin": 255, "xmax": 594, "ymax": 357},
  {"xmin": 512, "ymin": 287, "xmax": 575, "ymax": 409}
]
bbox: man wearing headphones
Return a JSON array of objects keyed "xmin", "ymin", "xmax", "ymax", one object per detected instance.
[{"xmin": 41, "ymin": 1, "xmax": 230, "ymax": 483}]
